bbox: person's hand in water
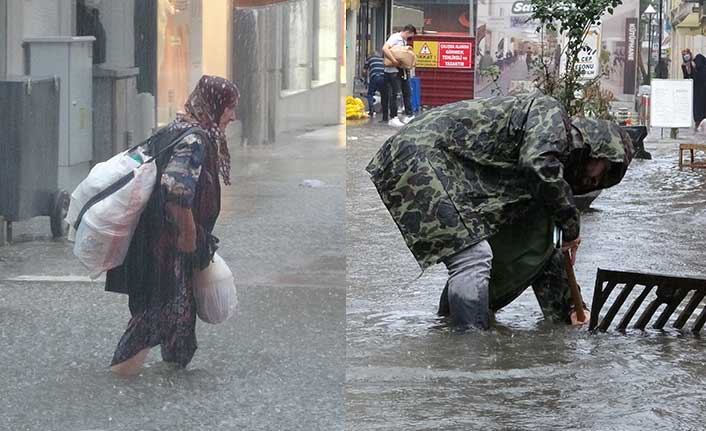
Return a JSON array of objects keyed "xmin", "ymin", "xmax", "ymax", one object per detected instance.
[{"xmin": 570, "ymin": 308, "xmax": 590, "ymax": 326}]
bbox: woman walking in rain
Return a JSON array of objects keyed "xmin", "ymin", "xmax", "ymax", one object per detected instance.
[
  {"xmin": 107, "ymin": 75, "xmax": 239, "ymax": 375},
  {"xmin": 366, "ymin": 95, "xmax": 634, "ymax": 330}
]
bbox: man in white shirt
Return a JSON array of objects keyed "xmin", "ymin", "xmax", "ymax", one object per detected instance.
[{"xmin": 382, "ymin": 24, "xmax": 417, "ymax": 127}]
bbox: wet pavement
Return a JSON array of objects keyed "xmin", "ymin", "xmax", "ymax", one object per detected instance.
[
  {"xmin": 346, "ymin": 121, "xmax": 706, "ymax": 430},
  {"xmin": 0, "ymin": 126, "xmax": 345, "ymax": 431}
]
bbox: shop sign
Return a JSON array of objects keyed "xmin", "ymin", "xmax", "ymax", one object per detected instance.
[
  {"xmin": 438, "ymin": 42, "xmax": 473, "ymax": 68},
  {"xmin": 576, "ymin": 27, "xmax": 600, "ymax": 79},
  {"xmin": 623, "ymin": 17, "xmax": 637, "ymax": 94},
  {"xmin": 511, "ymin": 1, "xmax": 536, "ymax": 15}
]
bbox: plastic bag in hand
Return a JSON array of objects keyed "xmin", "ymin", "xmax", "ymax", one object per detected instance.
[{"xmin": 193, "ymin": 253, "xmax": 237, "ymax": 324}]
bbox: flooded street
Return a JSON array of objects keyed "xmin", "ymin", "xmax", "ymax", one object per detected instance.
[
  {"xmin": 346, "ymin": 122, "xmax": 706, "ymax": 430},
  {"xmin": 0, "ymin": 127, "xmax": 345, "ymax": 431}
]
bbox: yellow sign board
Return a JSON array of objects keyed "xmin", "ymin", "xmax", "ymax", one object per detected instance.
[{"xmin": 413, "ymin": 41, "xmax": 439, "ymax": 68}]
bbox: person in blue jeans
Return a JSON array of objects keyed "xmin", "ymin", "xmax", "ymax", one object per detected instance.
[
  {"xmin": 364, "ymin": 51, "xmax": 387, "ymax": 118},
  {"xmin": 383, "ymin": 25, "xmax": 417, "ymax": 127}
]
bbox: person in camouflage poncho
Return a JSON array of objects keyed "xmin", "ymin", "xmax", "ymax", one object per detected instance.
[{"xmin": 366, "ymin": 94, "xmax": 634, "ymax": 329}]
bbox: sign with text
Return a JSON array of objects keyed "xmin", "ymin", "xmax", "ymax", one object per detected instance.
[
  {"xmin": 413, "ymin": 40, "xmax": 439, "ymax": 68},
  {"xmin": 560, "ymin": 26, "xmax": 601, "ymax": 79},
  {"xmin": 438, "ymin": 42, "xmax": 473, "ymax": 69},
  {"xmin": 623, "ymin": 17, "xmax": 638, "ymax": 95},
  {"xmin": 650, "ymin": 79, "xmax": 694, "ymax": 128},
  {"xmin": 576, "ymin": 27, "xmax": 601, "ymax": 79}
]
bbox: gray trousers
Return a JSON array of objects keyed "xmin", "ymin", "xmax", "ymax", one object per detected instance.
[
  {"xmin": 440, "ymin": 240, "xmax": 493, "ymax": 329},
  {"xmin": 438, "ymin": 243, "xmax": 576, "ymax": 328}
]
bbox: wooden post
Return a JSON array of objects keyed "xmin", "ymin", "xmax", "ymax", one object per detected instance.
[{"xmin": 564, "ymin": 250, "xmax": 586, "ymax": 323}]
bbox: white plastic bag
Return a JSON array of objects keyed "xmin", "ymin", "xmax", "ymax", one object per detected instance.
[
  {"xmin": 66, "ymin": 148, "xmax": 147, "ymax": 229},
  {"xmin": 193, "ymin": 253, "xmax": 237, "ymax": 324},
  {"xmin": 68, "ymin": 148, "xmax": 157, "ymax": 277},
  {"xmin": 72, "ymin": 215, "xmax": 135, "ymax": 279}
]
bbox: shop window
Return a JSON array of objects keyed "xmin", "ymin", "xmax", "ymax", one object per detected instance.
[
  {"xmin": 156, "ymin": 0, "xmax": 195, "ymax": 125},
  {"xmin": 282, "ymin": 0, "xmax": 311, "ymax": 91},
  {"xmin": 391, "ymin": 0, "xmax": 472, "ymax": 34},
  {"xmin": 316, "ymin": 0, "xmax": 338, "ymax": 84}
]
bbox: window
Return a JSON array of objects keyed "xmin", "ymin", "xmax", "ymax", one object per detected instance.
[
  {"xmin": 156, "ymin": 0, "xmax": 195, "ymax": 125},
  {"xmin": 316, "ymin": 0, "xmax": 338, "ymax": 83},
  {"xmin": 391, "ymin": 0, "xmax": 472, "ymax": 34},
  {"xmin": 282, "ymin": 0, "xmax": 311, "ymax": 91}
]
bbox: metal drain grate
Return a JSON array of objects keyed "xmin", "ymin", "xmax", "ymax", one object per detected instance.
[{"xmin": 589, "ymin": 269, "xmax": 706, "ymax": 333}]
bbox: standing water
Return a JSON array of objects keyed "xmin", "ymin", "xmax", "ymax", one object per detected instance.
[{"xmin": 346, "ymin": 123, "xmax": 706, "ymax": 430}]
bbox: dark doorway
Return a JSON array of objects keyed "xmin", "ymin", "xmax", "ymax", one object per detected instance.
[{"xmin": 134, "ymin": 0, "xmax": 157, "ymax": 96}]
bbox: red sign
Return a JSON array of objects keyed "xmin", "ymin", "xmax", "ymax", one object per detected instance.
[{"xmin": 438, "ymin": 42, "xmax": 473, "ymax": 69}]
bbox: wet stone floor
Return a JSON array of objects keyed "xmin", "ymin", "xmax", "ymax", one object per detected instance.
[{"xmin": 346, "ymin": 121, "xmax": 706, "ymax": 430}]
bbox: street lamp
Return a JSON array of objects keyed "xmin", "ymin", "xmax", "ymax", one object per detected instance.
[{"xmin": 644, "ymin": 4, "xmax": 656, "ymax": 84}]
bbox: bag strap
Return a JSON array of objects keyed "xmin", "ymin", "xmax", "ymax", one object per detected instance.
[
  {"xmin": 73, "ymin": 127, "xmax": 207, "ymax": 231},
  {"xmin": 143, "ymin": 126, "xmax": 208, "ymax": 164}
]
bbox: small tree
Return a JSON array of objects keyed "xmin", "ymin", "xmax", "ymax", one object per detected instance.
[
  {"xmin": 479, "ymin": 65, "xmax": 503, "ymax": 96},
  {"xmin": 530, "ymin": 0, "xmax": 623, "ymax": 116}
]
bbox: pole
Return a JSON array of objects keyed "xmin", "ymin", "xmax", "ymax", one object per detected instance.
[
  {"xmin": 647, "ymin": 15, "xmax": 653, "ymax": 84},
  {"xmin": 657, "ymin": 0, "xmax": 663, "ymax": 70}
]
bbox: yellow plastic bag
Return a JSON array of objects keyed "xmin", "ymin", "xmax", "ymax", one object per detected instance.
[{"xmin": 346, "ymin": 96, "xmax": 369, "ymax": 120}]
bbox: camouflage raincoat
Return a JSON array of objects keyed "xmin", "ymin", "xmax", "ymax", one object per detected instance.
[{"xmin": 366, "ymin": 95, "xmax": 634, "ymax": 270}]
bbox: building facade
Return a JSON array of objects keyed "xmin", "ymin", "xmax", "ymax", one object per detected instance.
[
  {"xmin": 1, "ymin": 0, "xmax": 343, "ymax": 163},
  {"xmin": 669, "ymin": 0, "xmax": 702, "ymax": 78}
]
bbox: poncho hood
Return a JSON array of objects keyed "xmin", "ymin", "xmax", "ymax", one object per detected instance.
[{"xmin": 569, "ymin": 117, "xmax": 635, "ymax": 191}]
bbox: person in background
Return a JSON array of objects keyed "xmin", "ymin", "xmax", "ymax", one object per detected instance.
[
  {"xmin": 76, "ymin": 0, "xmax": 106, "ymax": 64},
  {"xmin": 526, "ymin": 48, "xmax": 533, "ymax": 72},
  {"xmin": 363, "ymin": 51, "xmax": 387, "ymax": 119},
  {"xmin": 693, "ymin": 54, "xmax": 706, "ymax": 130},
  {"xmin": 480, "ymin": 50, "xmax": 494, "ymax": 71},
  {"xmin": 382, "ymin": 24, "xmax": 417, "ymax": 128},
  {"xmin": 682, "ymin": 49, "xmax": 696, "ymax": 79},
  {"xmin": 655, "ymin": 58, "xmax": 670, "ymax": 79}
]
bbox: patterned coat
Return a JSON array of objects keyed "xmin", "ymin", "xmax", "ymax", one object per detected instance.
[
  {"xmin": 366, "ymin": 95, "xmax": 634, "ymax": 270},
  {"xmin": 105, "ymin": 124, "xmax": 221, "ymax": 313}
]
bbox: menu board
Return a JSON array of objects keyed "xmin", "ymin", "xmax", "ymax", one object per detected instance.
[{"xmin": 650, "ymin": 79, "xmax": 694, "ymax": 128}]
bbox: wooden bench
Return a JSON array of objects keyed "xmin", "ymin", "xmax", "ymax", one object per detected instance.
[{"xmin": 678, "ymin": 143, "xmax": 706, "ymax": 170}]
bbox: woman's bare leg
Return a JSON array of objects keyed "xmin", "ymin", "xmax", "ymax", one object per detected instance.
[{"xmin": 110, "ymin": 347, "xmax": 151, "ymax": 376}]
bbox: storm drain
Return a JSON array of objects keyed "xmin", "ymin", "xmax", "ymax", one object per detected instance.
[{"xmin": 589, "ymin": 269, "xmax": 706, "ymax": 334}]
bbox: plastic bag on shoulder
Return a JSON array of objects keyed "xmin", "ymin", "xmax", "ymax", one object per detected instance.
[{"xmin": 69, "ymin": 148, "xmax": 157, "ymax": 277}]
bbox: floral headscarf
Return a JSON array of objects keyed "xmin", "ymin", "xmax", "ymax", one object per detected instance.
[{"xmin": 177, "ymin": 75, "xmax": 240, "ymax": 185}]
